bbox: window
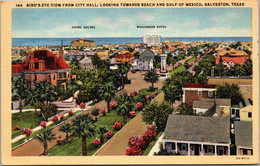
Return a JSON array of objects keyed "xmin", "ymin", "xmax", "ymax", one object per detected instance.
[
  {"xmin": 59, "ymin": 72, "xmax": 62, "ymax": 78},
  {"xmin": 208, "ymin": 91, "xmax": 213, "ymax": 97},
  {"xmin": 243, "ymin": 149, "xmax": 248, "ymax": 155},
  {"xmin": 198, "ymin": 91, "xmax": 202, "ymax": 96},
  {"xmin": 53, "ymin": 74, "xmax": 55, "ymax": 80},
  {"xmin": 248, "ymin": 112, "xmax": 252, "ymax": 118},
  {"xmin": 63, "ymin": 72, "xmax": 67, "ymax": 78},
  {"xmin": 231, "ymin": 109, "xmax": 235, "ymax": 115},
  {"xmin": 171, "ymin": 143, "xmax": 175, "ymax": 150}
]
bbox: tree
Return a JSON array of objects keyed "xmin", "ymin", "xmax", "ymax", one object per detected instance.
[
  {"xmin": 195, "ymin": 74, "xmax": 208, "ymax": 84},
  {"xmin": 142, "ymin": 102, "xmax": 173, "ymax": 131},
  {"xmin": 97, "ymin": 125, "xmax": 107, "ymax": 144},
  {"xmin": 41, "ymin": 103, "xmax": 58, "ymax": 120},
  {"xmin": 242, "ymin": 60, "xmax": 252, "ymax": 76},
  {"xmin": 25, "ymin": 89, "xmax": 39, "ymax": 115},
  {"xmin": 70, "ymin": 57, "xmax": 79, "ymax": 66},
  {"xmin": 91, "ymin": 54, "xmax": 101, "ymax": 69},
  {"xmin": 59, "ymin": 123, "xmax": 72, "ymax": 141},
  {"xmin": 184, "ymin": 61, "xmax": 189, "ymax": 69},
  {"xmin": 91, "ymin": 108, "xmax": 100, "ymax": 121},
  {"xmin": 35, "ymin": 82, "xmax": 56, "ymax": 104},
  {"xmin": 72, "ymin": 115, "xmax": 96, "ymax": 156},
  {"xmin": 144, "ymin": 69, "xmax": 159, "ymax": 90},
  {"xmin": 67, "ymin": 79, "xmax": 80, "ymax": 99},
  {"xmin": 37, "ymin": 130, "xmax": 55, "ymax": 155},
  {"xmin": 163, "ymin": 72, "xmax": 194, "ymax": 107},
  {"xmin": 175, "ymin": 104, "xmax": 193, "ymax": 115},
  {"xmin": 234, "ymin": 65, "xmax": 246, "ymax": 76},
  {"xmin": 13, "ymin": 77, "xmax": 28, "ymax": 113},
  {"xmin": 117, "ymin": 63, "xmax": 129, "ymax": 89},
  {"xmin": 216, "ymin": 83, "xmax": 243, "ymax": 105},
  {"xmin": 98, "ymin": 82, "xmax": 116, "ymax": 113},
  {"xmin": 116, "ymin": 93, "xmax": 132, "ymax": 124}
]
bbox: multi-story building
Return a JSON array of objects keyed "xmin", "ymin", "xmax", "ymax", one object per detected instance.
[
  {"xmin": 182, "ymin": 83, "xmax": 217, "ymax": 106},
  {"xmin": 70, "ymin": 38, "xmax": 95, "ymax": 48},
  {"xmin": 132, "ymin": 49, "xmax": 154, "ymax": 71},
  {"xmin": 12, "ymin": 50, "xmax": 72, "ymax": 89},
  {"xmin": 143, "ymin": 35, "xmax": 161, "ymax": 46}
]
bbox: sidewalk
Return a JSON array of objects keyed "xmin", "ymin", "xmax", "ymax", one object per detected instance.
[{"xmin": 148, "ymin": 132, "xmax": 164, "ymax": 156}]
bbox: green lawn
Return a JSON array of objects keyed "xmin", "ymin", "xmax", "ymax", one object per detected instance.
[
  {"xmin": 169, "ymin": 57, "xmax": 196, "ymax": 76},
  {"xmin": 138, "ymin": 88, "xmax": 162, "ymax": 94},
  {"xmin": 142, "ymin": 131, "xmax": 163, "ymax": 155},
  {"xmin": 12, "ymin": 111, "xmax": 44, "ymax": 139},
  {"xmin": 22, "ymin": 104, "xmax": 35, "ymax": 109},
  {"xmin": 12, "ymin": 110, "xmax": 82, "ymax": 149},
  {"xmin": 48, "ymin": 110, "xmax": 131, "ymax": 156}
]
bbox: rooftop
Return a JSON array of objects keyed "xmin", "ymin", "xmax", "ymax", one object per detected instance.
[
  {"xmin": 138, "ymin": 49, "xmax": 155, "ymax": 61},
  {"xmin": 234, "ymin": 121, "xmax": 252, "ymax": 148},
  {"xmin": 164, "ymin": 115, "xmax": 230, "ymax": 144},
  {"xmin": 182, "ymin": 83, "xmax": 217, "ymax": 89}
]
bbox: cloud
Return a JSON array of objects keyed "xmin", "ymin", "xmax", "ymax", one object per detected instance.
[{"xmin": 136, "ymin": 12, "xmax": 155, "ymax": 22}]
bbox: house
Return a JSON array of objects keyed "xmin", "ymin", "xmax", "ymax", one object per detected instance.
[
  {"xmin": 239, "ymin": 98, "xmax": 253, "ymax": 121},
  {"xmin": 96, "ymin": 50, "xmax": 109, "ymax": 60},
  {"xmin": 12, "ymin": 50, "xmax": 72, "ymax": 89},
  {"xmin": 230, "ymin": 105, "xmax": 241, "ymax": 121},
  {"xmin": 163, "ymin": 115, "xmax": 230, "ymax": 156},
  {"xmin": 215, "ymin": 49, "xmax": 250, "ymax": 68},
  {"xmin": 132, "ymin": 49, "xmax": 154, "ymax": 71},
  {"xmin": 114, "ymin": 53, "xmax": 134, "ymax": 65},
  {"xmin": 193, "ymin": 98, "xmax": 231, "ymax": 117},
  {"xmin": 234, "ymin": 121, "xmax": 253, "ymax": 155},
  {"xmin": 182, "ymin": 83, "xmax": 217, "ymax": 106},
  {"xmin": 79, "ymin": 56, "xmax": 93, "ymax": 70},
  {"xmin": 110, "ymin": 58, "xmax": 118, "ymax": 70}
]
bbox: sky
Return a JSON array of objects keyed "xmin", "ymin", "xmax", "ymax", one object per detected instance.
[{"xmin": 12, "ymin": 8, "xmax": 252, "ymax": 38}]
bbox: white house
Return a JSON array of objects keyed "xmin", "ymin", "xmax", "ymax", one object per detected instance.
[
  {"xmin": 163, "ymin": 115, "xmax": 230, "ymax": 156},
  {"xmin": 132, "ymin": 49, "xmax": 154, "ymax": 71}
]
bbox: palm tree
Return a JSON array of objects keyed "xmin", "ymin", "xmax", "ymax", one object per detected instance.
[
  {"xmin": 116, "ymin": 93, "xmax": 132, "ymax": 124},
  {"xmin": 59, "ymin": 123, "xmax": 72, "ymax": 141},
  {"xmin": 25, "ymin": 89, "xmax": 39, "ymax": 115},
  {"xmin": 97, "ymin": 125, "xmax": 107, "ymax": 144},
  {"xmin": 144, "ymin": 69, "xmax": 159, "ymax": 90},
  {"xmin": 91, "ymin": 108, "xmax": 100, "ymax": 121},
  {"xmin": 37, "ymin": 130, "xmax": 55, "ymax": 155},
  {"xmin": 13, "ymin": 77, "xmax": 28, "ymax": 113},
  {"xmin": 98, "ymin": 82, "xmax": 116, "ymax": 113},
  {"xmin": 73, "ymin": 115, "xmax": 96, "ymax": 156},
  {"xmin": 67, "ymin": 79, "xmax": 79, "ymax": 99},
  {"xmin": 117, "ymin": 63, "xmax": 129, "ymax": 89}
]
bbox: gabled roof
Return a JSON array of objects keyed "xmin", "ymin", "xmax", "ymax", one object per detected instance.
[
  {"xmin": 234, "ymin": 121, "xmax": 252, "ymax": 148},
  {"xmin": 182, "ymin": 83, "xmax": 216, "ymax": 89},
  {"xmin": 164, "ymin": 115, "xmax": 230, "ymax": 144},
  {"xmin": 217, "ymin": 49, "xmax": 249, "ymax": 57},
  {"xmin": 138, "ymin": 49, "xmax": 155, "ymax": 61},
  {"xmin": 216, "ymin": 56, "xmax": 246, "ymax": 65}
]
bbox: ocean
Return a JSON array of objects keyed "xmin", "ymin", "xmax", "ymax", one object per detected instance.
[{"xmin": 12, "ymin": 37, "xmax": 252, "ymax": 47}]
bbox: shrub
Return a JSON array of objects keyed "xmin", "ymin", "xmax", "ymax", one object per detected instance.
[
  {"xmin": 130, "ymin": 111, "xmax": 136, "ymax": 118},
  {"xmin": 41, "ymin": 103, "xmax": 58, "ymax": 119},
  {"xmin": 60, "ymin": 114, "xmax": 64, "ymax": 120},
  {"xmin": 13, "ymin": 125, "xmax": 20, "ymax": 131},
  {"xmin": 51, "ymin": 116, "xmax": 59, "ymax": 123},
  {"xmin": 92, "ymin": 139, "xmax": 101, "ymax": 148},
  {"xmin": 68, "ymin": 110, "xmax": 73, "ymax": 116},
  {"xmin": 136, "ymin": 102, "xmax": 143, "ymax": 110},
  {"xmin": 110, "ymin": 102, "xmax": 117, "ymax": 109},
  {"xmin": 126, "ymin": 146, "xmax": 142, "ymax": 156},
  {"xmin": 113, "ymin": 122, "xmax": 122, "ymax": 131},
  {"xmin": 100, "ymin": 109, "xmax": 107, "ymax": 116},
  {"xmin": 55, "ymin": 134, "xmax": 63, "ymax": 145},
  {"xmin": 21, "ymin": 127, "xmax": 33, "ymax": 139},
  {"xmin": 40, "ymin": 121, "xmax": 47, "ymax": 128},
  {"xmin": 79, "ymin": 102, "xmax": 86, "ymax": 109},
  {"xmin": 105, "ymin": 130, "xmax": 113, "ymax": 139}
]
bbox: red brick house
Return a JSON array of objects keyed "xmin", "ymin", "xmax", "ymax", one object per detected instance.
[
  {"xmin": 182, "ymin": 83, "xmax": 217, "ymax": 106},
  {"xmin": 12, "ymin": 50, "xmax": 73, "ymax": 89}
]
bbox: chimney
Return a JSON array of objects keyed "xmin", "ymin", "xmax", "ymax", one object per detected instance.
[
  {"xmin": 25, "ymin": 52, "xmax": 33, "ymax": 65},
  {"xmin": 39, "ymin": 60, "xmax": 45, "ymax": 71}
]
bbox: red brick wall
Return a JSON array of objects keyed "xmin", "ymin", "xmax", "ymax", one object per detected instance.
[{"xmin": 184, "ymin": 90, "xmax": 215, "ymax": 106}]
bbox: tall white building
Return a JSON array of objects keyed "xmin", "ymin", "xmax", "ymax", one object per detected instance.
[{"xmin": 143, "ymin": 35, "xmax": 161, "ymax": 46}]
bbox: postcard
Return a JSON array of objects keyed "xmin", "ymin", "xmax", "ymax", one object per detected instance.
[{"xmin": 1, "ymin": 0, "xmax": 259, "ymax": 165}]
